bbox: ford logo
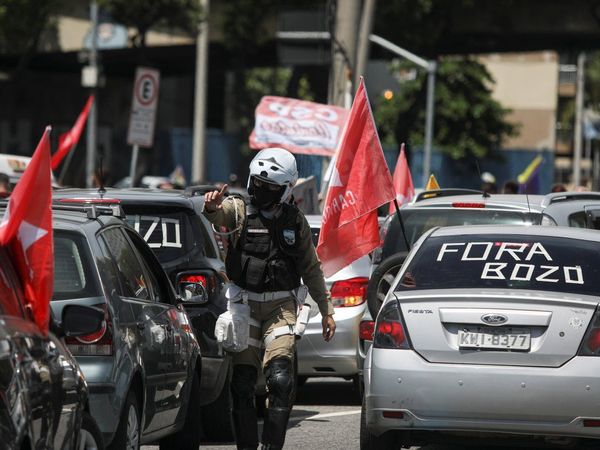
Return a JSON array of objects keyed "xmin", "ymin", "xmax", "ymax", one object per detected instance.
[{"xmin": 481, "ymin": 313, "xmax": 508, "ymax": 325}]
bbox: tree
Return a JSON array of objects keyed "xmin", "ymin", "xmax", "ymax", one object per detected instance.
[
  {"xmin": 97, "ymin": 0, "xmax": 203, "ymax": 47},
  {"xmin": 0, "ymin": 0, "xmax": 62, "ymax": 79},
  {"xmin": 374, "ymin": 57, "xmax": 518, "ymax": 161}
]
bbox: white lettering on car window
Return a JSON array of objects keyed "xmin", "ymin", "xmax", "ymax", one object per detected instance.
[
  {"xmin": 525, "ymin": 242, "xmax": 553, "ymax": 261},
  {"xmin": 437, "ymin": 243, "xmax": 465, "ymax": 261},
  {"xmin": 535, "ymin": 265, "xmax": 559, "ymax": 282},
  {"xmin": 161, "ymin": 218, "xmax": 182, "ymax": 248},
  {"xmin": 481, "ymin": 262, "xmax": 507, "ymax": 279},
  {"xmin": 564, "ymin": 266, "xmax": 584, "ymax": 284},
  {"xmin": 494, "ymin": 242, "xmax": 528, "ymax": 261},
  {"xmin": 511, "ymin": 263, "xmax": 534, "ymax": 281},
  {"xmin": 461, "ymin": 242, "xmax": 492, "ymax": 261},
  {"xmin": 128, "ymin": 215, "xmax": 182, "ymax": 249}
]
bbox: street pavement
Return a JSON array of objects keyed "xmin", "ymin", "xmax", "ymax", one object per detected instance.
[{"xmin": 141, "ymin": 378, "xmax": 548, "ymax": 450}]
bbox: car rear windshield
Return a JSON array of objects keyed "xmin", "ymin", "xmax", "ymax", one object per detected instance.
[
  {"xmin": 123, "ymin": 206, "xmax": 208, "ymax": 263},
  {"xmin": 383, "ymin": 209, "xmax": 540, "ymax": 256},
  {"xmin": 397, "ymin": 234, "xmax": 600, "ymax": 296},
  {"xmin": 53, "ymin": 231, "xmax": 101, "ymax": 301}
]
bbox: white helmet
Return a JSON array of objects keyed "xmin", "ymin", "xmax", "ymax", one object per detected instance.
[{"xmin": 247, "ymin": 147, "xmax": 298, "ymax": 203}]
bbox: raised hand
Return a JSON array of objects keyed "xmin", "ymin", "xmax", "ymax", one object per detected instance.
[{"xmin": 204, "ymin": 184, "xmax": 228, "ymax": 212}]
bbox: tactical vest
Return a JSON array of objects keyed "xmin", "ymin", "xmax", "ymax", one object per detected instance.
[{"xmin": 226, "ymin": 203, "xmax": 302, "ymax": 292}]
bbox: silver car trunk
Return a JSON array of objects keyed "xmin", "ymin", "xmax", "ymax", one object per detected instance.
[{"xmin": 396, "ymin": 289, "xmax": 598, "ymax": 367}]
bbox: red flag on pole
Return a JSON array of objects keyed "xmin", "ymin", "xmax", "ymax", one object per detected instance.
[
  {"xmin": 51, "ymin": 95, "xmax": 94, "ymax": 170},
  {"xmin": 389, "ymin": 143, "xmax": 415, "ymax": 214},
  {"xmin": 317, "ymin": 79, "xmax": 395, "ymax": 277},
  {"xmin": 0, "ymin": 127, "xmax": 54, "ymax": 334}
]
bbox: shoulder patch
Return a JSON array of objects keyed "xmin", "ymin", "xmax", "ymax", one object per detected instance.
[{"xmin": 283, "ymin": 229, "xmax": 296, "ymax": 245}]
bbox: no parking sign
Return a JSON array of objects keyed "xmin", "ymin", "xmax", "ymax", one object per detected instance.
[{"xmin": 127, "ymin": 67, "xmax": 160, "ymax": 148}]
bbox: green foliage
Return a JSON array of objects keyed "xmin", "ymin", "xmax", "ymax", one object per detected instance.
[
  {"xmin": 586, "ymin": 51, "xmax": 600, "ymax": 111},
  {"xmin": 98, "ymin": 0, "xmax": 203, "ymax": 46},
  {"xmin": 374, "ymin": 57, "xmax": 519, "ymax": 160},
  {"xmin": 0, "ymin": 0, "xmax": 61, "ymax": 55}
]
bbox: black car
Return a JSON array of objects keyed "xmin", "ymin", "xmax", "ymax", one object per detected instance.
[
  {"xmin": 53, "ymin": 188, "xmax": 234, "ymax": 441},
  {"xmin": 0, "ymin": 237, "xmax": 105, "ymax": 449}
]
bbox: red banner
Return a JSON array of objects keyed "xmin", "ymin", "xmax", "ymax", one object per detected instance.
[
  {"xmin": 317, "ymin": 79, "xmax": 395, "ymax": 277},
  {"xmin": 249, "ymin": 96, "xmax": 349, "ymax": 157}
]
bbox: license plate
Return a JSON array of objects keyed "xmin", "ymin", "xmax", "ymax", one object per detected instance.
[{"xmin": 458, "ymin": 327, "xmax": 530, "ymax": 351}]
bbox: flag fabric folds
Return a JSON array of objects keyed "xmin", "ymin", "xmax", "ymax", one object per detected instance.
[
  {"xmin": 317, "ymin": 79, "xmax": 395, "ymax": 277},
  {"xmin": 51, "ymin": 95, "xmax": 94, "ymax": 170},
  {"xmin": 0, "ymin": 127, "xmax": 54, "ymax": 334},
  {"xmin": 517, "ymin": 155, "xmax": 544, "ymax": 194},
  {"xmin": 389, "ymin": 143, "xmax": 415, "ymax": 214},
  {"xmin": 425, "ymin": 174, "xmax": 440, "ymax": 190}
]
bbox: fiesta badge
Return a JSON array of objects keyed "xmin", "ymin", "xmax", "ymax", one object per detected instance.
[
  {"xmin": 481, "ymin": 313, "xmax": 508, "ymax": 326},
  {"xmin": 283, "ymin": 229, "xmax": 295, "ymax": 245}
]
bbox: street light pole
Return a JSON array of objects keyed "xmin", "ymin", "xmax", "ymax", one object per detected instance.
[
  {"xmin": 86, "ymin": 0, "xmax": 98, "ymax": 188},
  {"xmin": 192, "ymin": 0, "xmax": 209, "ymax": 184},
  {"xmin": 573, "ymin": 51, "xmax": 585, "ymax": 188},
  {"xmin": 423, "ymin": 61, "xmax": 437, "ymax": 183}
]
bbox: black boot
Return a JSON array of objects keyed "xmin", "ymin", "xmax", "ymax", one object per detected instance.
[
  {"xmin": 260, "ymin": 406, "xmax": 291, "ymax": 450},
  {"xmin": 233, "ymin": 408, "xmax": 259, "ymax": 450}
]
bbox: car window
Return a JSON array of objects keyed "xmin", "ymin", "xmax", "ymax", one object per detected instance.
[
  {"xmin": 568, "ymin": 212, "xmax": 587, "ymax": 228},
  {"xmin": 123, "ymin": 206, "xmax": 206, "ymax": 263},
  {"xmin": 0, "ymin": 248, "xmax": 24, "ymax": 317},
  {"xmin": 398, "ymin": 234, "xmax": 600, "ymax": 296},
  {"xmin": 53, "ymin": 231, "xmax": 101, "ymax": 301},
  {"xmin": 384, "ymin": 209, "xmax": 541, "ymax": 256},
  {"xmin": 100, "ymin": 227, "xmax": 152, "ymax": 301},
  {"xmin": 123, "ymin": 228, "xmax": 172, "ymax": 303}
]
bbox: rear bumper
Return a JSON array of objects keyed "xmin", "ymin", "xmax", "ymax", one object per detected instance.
[
  {"xmin": 366, "ymin": 349, "xmax": 600, "ymax": 439},
  {"xmin": 296, "ymin": 304, "xmax": 365, "ymax": 377}
]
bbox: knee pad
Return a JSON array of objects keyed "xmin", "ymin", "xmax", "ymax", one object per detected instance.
[
  {"xmin": 231, "ymin": 364, "xmax": 258, "ymax": 409},
  {"xmin": 265, "ymin": 357, "xmax": 293, "ymax": 408}
]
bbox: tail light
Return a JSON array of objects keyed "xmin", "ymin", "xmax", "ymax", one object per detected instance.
[
  {"xmin": 330, "ymin": 277, "xmax": 368, "ymax": 307},
  {"xmin": 374, "ymin": 302, "xmax": 410, "ymax": 349},
  {"xmin": 359, "ymin": 320, "xmax": 375, "ymax": 341},
  {"xmin": 65, "ymin": 304, "xmax": 113, "ymax": 356},
  {"xmin": 579, "ymin": 307, "xmax": 600, "ymax": 355}
]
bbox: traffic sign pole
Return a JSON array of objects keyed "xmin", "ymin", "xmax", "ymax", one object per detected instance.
[{"xmin": 129, "ymin": 144, "xmax": 139, "ymax": 187}]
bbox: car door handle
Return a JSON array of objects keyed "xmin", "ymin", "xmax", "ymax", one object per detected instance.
[{"xmin": 136, "ymin": 322, "xmax": 146, "ymax": 331}]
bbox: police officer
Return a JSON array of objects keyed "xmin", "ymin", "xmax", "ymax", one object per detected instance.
[{"xmin": 204, "ymin": 148, "xmax": 336, "ymax": 450}]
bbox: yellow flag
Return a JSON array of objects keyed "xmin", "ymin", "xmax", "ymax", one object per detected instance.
[{"xmin": 425, "ymin": 174, "xmax": 440, "ymax": 190}]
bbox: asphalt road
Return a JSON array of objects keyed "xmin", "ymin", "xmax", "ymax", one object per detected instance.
[{"xmin": 142, "ymin": 378, "xmax": 561, "ymax": 450}]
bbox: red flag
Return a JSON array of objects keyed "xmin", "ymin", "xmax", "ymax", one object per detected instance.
[
  {"xmin": 389, "ymin": 143, "xmax": 415, "ymax": 214},
  {"xmin": 51, "ymin": 95, "xmax": 94, "ymax": 170},
  {"xmin": 0, "ymin": 127, "xmax": 53, "ymax": 334},
  {"xmin": 317, "ymin": 79, "xmax": 395, "ymax": 277}
]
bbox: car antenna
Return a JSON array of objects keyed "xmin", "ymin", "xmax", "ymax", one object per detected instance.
[
  {"xmin": 393, "ymin": 198, "xmax": 411, "ymax": 251},
  {"xmin": 97, "ymin": 156, "xmax": 106, "ymax": 199},
  {"xmin": 474, "ymin": 159, "xmax": 490, "ymax": 198}
]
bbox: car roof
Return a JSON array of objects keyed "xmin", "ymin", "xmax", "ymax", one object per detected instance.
[
  {"xmin": 305, "ymin": 215, "xmax": 322, "ymax": 227},
  {"xmin": 53, "ymin": 188, "xmax": 202, "ymax": 210},
  {"xmin": 429, "ymin": 224, "xmax": 600, "ymax": 242},
  {"xmin": 406, "ymin": 192, "xmax": 544, "ymax": 212}
]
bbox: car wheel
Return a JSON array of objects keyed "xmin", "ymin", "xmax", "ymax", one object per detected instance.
[
  {"xmin": 201, "ymin": 371, "xmax": 234, "ymax": 442},
  {"xmin": 79, "ymin": 411, "xmax": 105, "ymax": 450},
  {"xmin": 108, "ymin": 390, "xmax": 140, "ymax": 450},
  {"xmin": 360, "ymin": 399, "xmax": 396, "ymax": 450},
  {"xmin": 160, "ymin": 372, "xmax": 202, "ymax": 449},
  {"xmin": 367, "ymin": 252, "xmax": 408, "ymax": 318}
]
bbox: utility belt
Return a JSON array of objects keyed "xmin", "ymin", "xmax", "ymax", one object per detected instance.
[{"xmin": 214, "ymin": 283, "xmax": 310, "ymax": 354}]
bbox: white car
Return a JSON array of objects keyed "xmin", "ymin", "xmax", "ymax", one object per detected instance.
[{"xmin": 296, "ymin": 215, "xmax": 371, "ymax": 387}]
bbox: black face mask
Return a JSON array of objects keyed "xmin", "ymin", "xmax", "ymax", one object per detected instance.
[{"xmin": 250, "ymin": 185, "xmax": 284, "ymax": 209}]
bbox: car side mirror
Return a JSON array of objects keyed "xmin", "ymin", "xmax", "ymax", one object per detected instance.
[
  {"xmin": 62, "ymin": 305, "xmax": 105, "ymax": 337},
  {"xmin": 178, "ymin": 280, "xmax": 208, "ymax": 304}
]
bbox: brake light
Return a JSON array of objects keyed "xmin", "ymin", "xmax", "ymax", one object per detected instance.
[
  {"xmin": 65, "ymin": 304, "xmax": 113, "ymax": 356},
  {"xmin": 452, "ymin": 202, "xmax": 485, "ymax": 208},
  {"xmin": 382, "ymin": 411, "xmax": 405, "ymax": 419},
  {"xmin": 584, "ymin": 419, "xmax": 600, "ymax": 427},
  {"xmin": 374, "ymin": 303, "xmax": 410, "ymax": 349},
  {"xmin": 330, "ymin": 277, "xmax": 368, "ymax": 307},
  {"xmin": 579, "ymin": 308, "xmax": 600, "ymax": 356},
  {"xmin": 359, "ymin": 320, "xmax": 375, "ymax": 341},
  {"xmin": 58, "ymin": 198, "xmax": 121, "ymax": 204}
]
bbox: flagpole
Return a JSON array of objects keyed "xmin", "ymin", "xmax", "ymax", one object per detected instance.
[
  {"xmin": 58, "ymin": 142, "xmax": 78, "ymax": 186},
  {"xmin": 393, "ymin": 199, "xmax": 410, "ymax": 251}
]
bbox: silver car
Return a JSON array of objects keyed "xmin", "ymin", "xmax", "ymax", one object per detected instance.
[
  {"xmin": 295, "ymin": 215, "xmax": 370, "ymax": 386},
  {"xmin": 541, "ymin": 191, "xmax": 600, "ymax": 228},
  {"xmin": 362, "ymin": 224, "xmax": 600, "ymax": 448}
]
